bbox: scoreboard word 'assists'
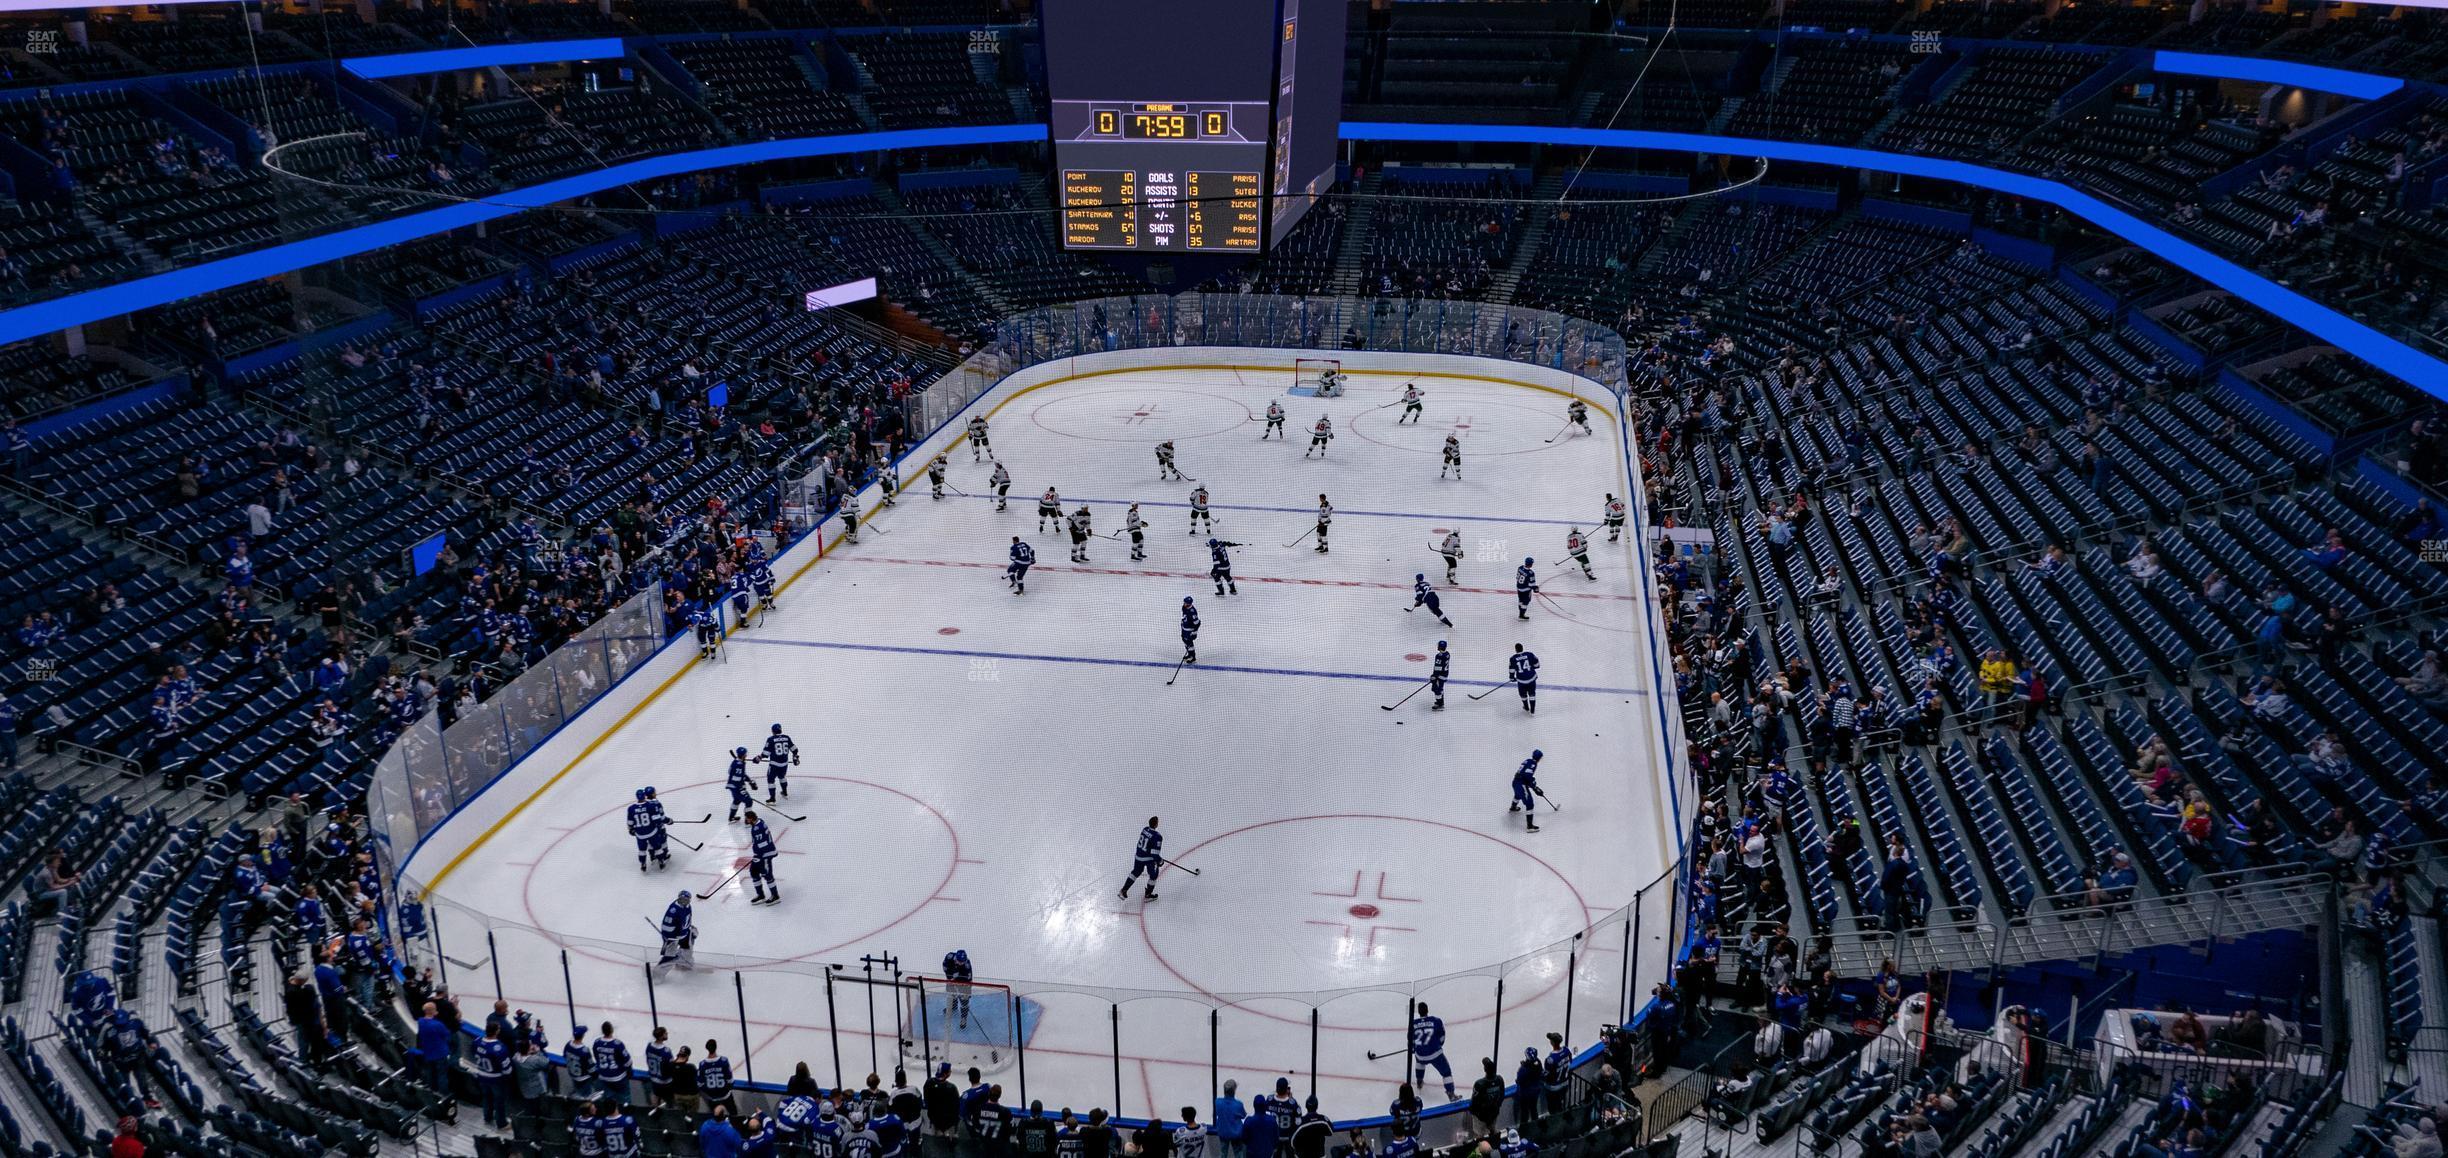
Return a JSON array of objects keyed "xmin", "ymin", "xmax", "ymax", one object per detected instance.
[{"xmin": 1059, "ymin": 164, "xmax": 1262, "ymax": 252}]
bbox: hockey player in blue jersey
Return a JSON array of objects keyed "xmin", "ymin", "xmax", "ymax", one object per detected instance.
[
  {"xmin": 745, "ymin": 810, "xmax": 780, "ymax": 905},
  {"xmin": 729, "ymin": 572, "xmax": 755, "ymax": 631},
  {"xmin": 1207, "ymin": 539, "xmax": 1242, "ymax": 596},
  {"xmin": 1409, "ymin": 1003, "xmax": 1457, "ymax": 1101},
  {"xmin": 1496, "ymin": 1130, "xmax": 1538, "ymax": 1158},
  {"xmin": 691, "ymin": 601, "xmax": 721, "ymax": 659},
  {"xmin": 1515, "ymin": 558, "xmax": 1539, "ymax": 620},
  {"xmin": 749, "ymin": 557, "xmax": 777, "ymax": 613},
  {"xmin": 1409, "ymin": 575, "xmax": 1453, "ymax": 627},
  {"xmin": 762, "ymin": 724, "xmax": 800, "ymax": 801},
  {"xmin": 627, "ymin": 789, "xmax": 672, "ymax": 871},
  {"xmin": 1510, "ymin": 643, "xmax": 1540, "ymax": 714},
  {"xmin": 1006, "ymin": 537, "xmax": 1034, "ymax": 594},
  {"xmin": 1510, "ymin": 750, "xmax": 1546, "ymax": 832},
  {"xmin": 942, "ymin": 949, "xmax": 975, "ymax": 1025},
  {"xmin": 1118, "ymin": 817, "xmax": 1165, "ymax": 901},
  {"xmin": 1431, "ymin": 641, "xmax": 1451, "ymax": 710},
  {"xmin": 725, "ymin": 748, "xmax": 755, "ymax": 822},
  {"xmin": 656, "ymin": 891, "xmax": 695, "ymax": 974},
  {"xmin": 1179, "ymin": 596, "xmax": 1200, "ymax": 664}
]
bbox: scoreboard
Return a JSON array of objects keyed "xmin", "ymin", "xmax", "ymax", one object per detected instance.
[
  {"xmin": 1042, "ymin": 0, "xmax": 1344, "ymax": 253},
  {"xmin": 1052, "ymin": 101, "xmax": 1268, "ymax": 250}
]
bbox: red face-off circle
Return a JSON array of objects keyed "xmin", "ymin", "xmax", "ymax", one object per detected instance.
[
  {"xmin": 1349, "ymin": 904, "xmax": 1381, "ymax": 919},
  {"xmin": 938, "ymin": 627, "xmax": 961, "ymax": 635}
]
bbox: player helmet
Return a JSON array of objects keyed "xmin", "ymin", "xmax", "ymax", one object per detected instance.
[
  {"xmin": 1437, "ymin": 640, "xmax": 1448, "ymax": 650},
  {"xmin": 1208, "ymin": 538, "xmax": 1220, "ymax": 548},
  {"xmin": 1183, "ymin": 596, "xmax": 1194, "ymax": 604},
  {"xmin": 635, "ymin": 788, "xmax": 649, "ymax": 801},
  {"xmin": 676, "ymin": 891, "xmax": 692, "ymax": 903},
  {"xmin": 1525, "ymin": 556, "xmax": 1535, "ymax": 565},
  {"xmin": 735, "ymin": 746, "xmax": 748, "ymax": 757},
  {"xmin": 772, "ymin": 723, "xmax": 783, "ymax": 734},
  {"xmin": 1416, "ymin": 573, "xmax": 1425, "ymax": 581},
  {"xmin": 1532, "ymin": 749, "xmax": 1544, "ymax": 759},
  {"xmin": 644, "ymin": 788, "xmax": 656, "ymax": 799}
]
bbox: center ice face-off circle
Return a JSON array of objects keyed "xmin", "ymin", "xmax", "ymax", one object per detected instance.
[{"xmin": 1028, "ymin": 386, "xmax": 1255, "ymax": 443}]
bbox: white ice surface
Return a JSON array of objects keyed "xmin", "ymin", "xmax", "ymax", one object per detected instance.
[{"xmin": 423, "ymin": 364, "xmax": 1681, "ymax": 1124}]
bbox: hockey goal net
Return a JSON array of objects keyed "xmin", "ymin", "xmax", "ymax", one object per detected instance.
[
  {"xmin": 897, "ymin": 975, "xmax": 1020, "ymax": 1078},
  {"xmin": 1293, "ymin": 357, "xmax": 1344, "ymax": 396}
]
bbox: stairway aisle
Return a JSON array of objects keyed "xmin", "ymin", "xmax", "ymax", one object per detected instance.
[
  {"xmin": 1326, "ymin": 169, "xmax": 1385, "ymax": 297},
  {"xmin": 1487, "ymin": 172, "xmax": 1567, "ymax": 305}
]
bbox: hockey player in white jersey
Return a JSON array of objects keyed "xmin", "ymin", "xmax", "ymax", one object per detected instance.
[
  {"xmin": 1438, "ymin": 531, "xmax": 1464, "ymax": 584},
  {"xmin": 927, "ymin": 456, "xmax": 948, "ymax": 500},
  {"xmin": 966, "ymin": 416, "xmax": 992, "ymax": 462},
  {"xmin": 1603, "ymin": 493, "xmax": 1626, "ymax": 541},
  {"xmin": 1261, "ymin": 400, "xmax": 1286, "ymax": 440},
  {"xmin": 1067, "ymin": 505, "xmax": 1094, "ymax": 563},
  {"xmin": 1305, "ymin": 415, "xmax": 1333, "ymax": 458},
  {"xmin": 1566, "ymin": 528, "xmax": 1595, "ymax": 579},
  {"xmin": 1036, "ymin": 487, "xmax": 1063, "ymax": 533},
  {"xmin": 840, "ymin": 491, "xmax": 862, "ymax": 545},
  {"xmin": 990, "ymin": 461, "xmax": 1012, "ymax": 511},
  {"xmin": 1155, "ymin": 441, "xmax": 1186, "ymax": 481},
  {"xmin": 1398, "ymin": 382, "xmax": 1425, "ymax": 424},
  {"xmin": 1440, "ymin": 433, "xmax": 1462, "ymax": 480},
  {"xmin": 1187, "ymin": 486, "xmax": 1213, "ymax": 535},
  {"xmin": 1312, "ymin": 495, "xmax": 1333, "ymax": 554},
  {"xmin": 1125, "ymin": 503, "xmax": 1149, "ymax": 561}
]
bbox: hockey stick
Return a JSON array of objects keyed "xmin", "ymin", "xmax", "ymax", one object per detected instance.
[
  {"xmin": 761, "ymin": 804, "xmax": 808, "ymax": 823},
  {"xmin": 1283, "ymin": 527, "xmax": 1316, "ymax": 548},
  {"xmin": 696, "ymin": 865, "xmax": 749, "ymax": 900},
  {"xmin": 1364, "ymin": 1045, "xmax": 1412, "ymax": 1061},
  {"xmin": 1542, "ymin": 420, "xmax": 1575, "ymax": 443},
  {"xmin": 1165, "ymin": 656, "xmax": 1190, "ymax": 686},
  {"xmin": 1468, "ymin": 682, "xmax": 1508, "ymax": 701},
  {"xmin": 667, "ymin": 835, "xmax": 704, "ymax": 852},
  {"xmin": 1380, "ymin": 681, "xmax": 1431, "ymax": 711},
  {"xmin": 1535, "ymin": 786, "xmax": 1560, "ymax": 810},
  {"xmin": 1161, "ymin": 857, "xmax": 1202, "ymax": 877},
  {"xmin": 668, "ymin": 815, "xmax": 715, "ymax": 825}
]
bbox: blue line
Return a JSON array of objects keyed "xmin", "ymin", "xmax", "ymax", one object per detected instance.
[
  {"xmin": 734, "ymin": 636, "xmax": 1651, "ymax": 696},
  {"xmin": 343, "ymin": 39, "xmax": 629, "ymax": 79},
  {"xmin": 1343, "ymin": 121, "xmax": 2448, "ymax": 395},
  {"xmin": 951, "ymin": 491, "xmax": 1599, "ymax": 527},
  {"xmin": 2151, "ymin": 50, "xmax": 2402, "ymax": 100},
  {"xmin": 2, "ymin": 116, "xmax": 2439, "ymax": 396}
]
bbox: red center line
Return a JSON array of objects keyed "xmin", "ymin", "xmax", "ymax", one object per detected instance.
[{"xmin": 846, "ymin": 555, "xmax": 1640, "ymax": 602}]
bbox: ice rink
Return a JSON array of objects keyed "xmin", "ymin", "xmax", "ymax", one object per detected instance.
[{"xmin": 415, "ymin": 359, "xmax": 1683, "ymax": 1123}]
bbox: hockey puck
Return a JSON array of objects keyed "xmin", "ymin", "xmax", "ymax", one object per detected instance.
[{"xmin": 1394, "ymin": 720, "xmax": 1405, "ymax": 725}]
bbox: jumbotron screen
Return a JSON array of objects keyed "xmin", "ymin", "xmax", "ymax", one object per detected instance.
[{"xmin": 1042, "ymin": 0, "xmax": 1344, "ymax": 252}]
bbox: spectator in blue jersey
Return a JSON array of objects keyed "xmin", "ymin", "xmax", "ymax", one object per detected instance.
[
  {"xmin": 1512, "ymin": 1048, "xmax": 1543, "ymax": 1129},
  {"xmin": 1213, "ymin": 1078, "xmax": 1247, "ymax": 1158},
  {"xmin": 414, "ymin": 1001, "xmax": 452, "ymax": 1093},
  {"xmin": 700, "ymin": 1105, "xmax": 746, "ymax": 1158},
  {"xmin": 473, "ymin": 1022, "xmax": 514, "ymax": 1127},
  {"xmin": 1238, "ymin": 1086, "xmax": 1279, "ymax": 1158}
]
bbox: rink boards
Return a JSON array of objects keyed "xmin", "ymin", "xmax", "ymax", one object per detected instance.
[{"xmin": 399, "ymin": 347, "xmax": 1692, "ymax": 1125}]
